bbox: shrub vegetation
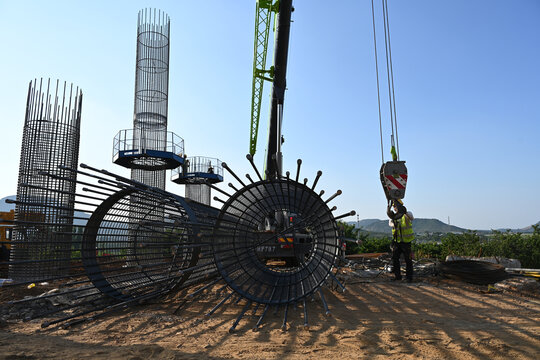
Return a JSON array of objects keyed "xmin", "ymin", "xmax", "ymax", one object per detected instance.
[{"xmin": 339, "ymin": 222, "xmax": 540, "ymax": 268}]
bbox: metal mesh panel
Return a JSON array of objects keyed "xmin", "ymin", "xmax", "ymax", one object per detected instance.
[{"xmin": 10, "ymin": 79, "xmax": 82, "ymax": 281}]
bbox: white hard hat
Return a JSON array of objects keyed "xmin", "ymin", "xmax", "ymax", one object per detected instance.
[{"xmin": 406, "ymin": 211, "xmax": 414, "ymax": 220}]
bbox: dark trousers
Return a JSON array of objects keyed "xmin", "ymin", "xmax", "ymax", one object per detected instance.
[{"xmin": 392, "ymin": 241, "xmax": 413, "ymax": 280}]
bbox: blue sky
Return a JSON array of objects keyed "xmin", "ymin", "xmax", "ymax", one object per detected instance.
[{"xmin": 0, "ymin": 0, "xmax": 539, "ymax": 230}]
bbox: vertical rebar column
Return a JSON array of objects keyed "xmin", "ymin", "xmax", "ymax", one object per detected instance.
[
  {"xmin": 128, "ymin": 9, "xmax": 170, "ymax": 264},
  {"xmin": 131, "ymin": 8, "xmax": 170, "ymax": 190},
  {"xmin": 10, "ymin": 79, "xmax": 82, "ymax": 281},
  {"xmin": 185, "ymin": 184, "xmax": 211, "ymax": 205}
]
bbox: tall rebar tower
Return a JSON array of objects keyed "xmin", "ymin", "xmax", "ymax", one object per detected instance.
[
  {"xmin": 113, "ymin": 8, "xmax": 184, "ymax": 186},
  {"xmin": 9, "ymin": 78, "xmax": 82, "ymax": 280},
  {"xmin": 112, "ymin": 9, "xmax": 184, "ymax": 267}
]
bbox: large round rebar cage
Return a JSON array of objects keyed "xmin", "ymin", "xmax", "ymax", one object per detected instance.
[
  {"xmin": 212, "ymin": 178, "xmax": 339, "ymax": 305},
  {"xmin": 82, "ymin": 174, "xmax": 219, "ymax": 300},
  {"xmin": 10, "ymin": 79, "xmax": 82, "ymax": 281}
]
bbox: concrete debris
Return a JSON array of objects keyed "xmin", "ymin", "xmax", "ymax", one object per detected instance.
[
  {"xmin": 0, "ymin": 286, "xmax": 110, "ymax": 323},
  {"xmin": 494, "ymin": 278, "xmax": 540, "ymax": 294},
  {"xmin": 342, "ymin": 252, "xmax": 438, "ymax": 279}
]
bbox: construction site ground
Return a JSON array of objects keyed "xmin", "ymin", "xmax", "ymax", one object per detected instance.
[{"xmin": 1, "ymin": 270, "xmax": 539, "ymax": 360}]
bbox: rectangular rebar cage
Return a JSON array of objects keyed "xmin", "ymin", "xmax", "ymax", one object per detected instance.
[{"xmin": 10, "ymin": 78, "xmax": 83, "ymax": 281}]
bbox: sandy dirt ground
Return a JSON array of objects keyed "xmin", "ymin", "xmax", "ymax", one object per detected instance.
[{"xmin": 1, "ymin": 274, "xmax": 539, "ymax": 360}]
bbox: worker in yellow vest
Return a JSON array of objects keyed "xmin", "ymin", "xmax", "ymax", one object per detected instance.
[{"xmin": 389, "ymin": 202, "xmax": 415, "ymax": 282}]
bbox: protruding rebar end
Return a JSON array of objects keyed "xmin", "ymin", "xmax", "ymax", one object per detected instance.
[
  {"xmin": 281, "ymin": 324, "xmax": 288, "ymax": 332},
  {"xmin": 325, "ymin": 311, "xmax": 332, "ymax": 317},
  {"xmin": 336, "ymin": 190, "xmax": 342, "ymax": 195},
  {"xmin": 228, "ymin": 327, "xmax": 236, "ymax": 334},
  {"xmin": 317, "ymin": 170, "xmax": 322, "ymax": 176},
  {"xmin": 222, "ymin": 162, "xmax": 228, "ymax": 168},
  {"xmin": 246, "ymin": 154, "xmax": 253, "ymax": 161},
  {"xmin": 303, "ymin": 325, "xmax": 310, "ymax": 331},
  {"xmin": 297, "ymin": 159, "xmax": 302, "ymax": 165}
]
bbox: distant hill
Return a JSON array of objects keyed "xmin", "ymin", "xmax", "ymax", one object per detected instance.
[
  {"xmin": 349, "ymin": 218, "xmax": 467, "ymax": 235},
  {"xmin": 356, "ymin": 219, "xmax": 381, "ymax": 228},
  {"xmin": 349, "ymin": 218, "xmax": 540, "ymax": 235},
  {"xmin": 510, "ymin": 221, "xmax": 539, "ymax": 234}
]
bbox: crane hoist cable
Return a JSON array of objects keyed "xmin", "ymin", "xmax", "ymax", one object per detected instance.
[
  {"xmin": 382, "ymin": 0, "xmax": 400, "ymax": 161},
  {"xmin": 371, "ymin": 0, "xmax": 408, "ymax": 219}
]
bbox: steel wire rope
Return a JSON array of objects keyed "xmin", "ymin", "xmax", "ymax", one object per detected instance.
[
  {"xmin": 383, "ymin": 0, "xmax": 400, "ymax": 160},
  {"xmin": 372, "ymin": 0, "xmax": 401, "ymax": 162},
  {"xmin": 371, "ymin": 0, "xmax": 385, "ymax": 164},
  {"xmin": 381, "ymin": 0, "xmax": 396, "ymax": 153}
]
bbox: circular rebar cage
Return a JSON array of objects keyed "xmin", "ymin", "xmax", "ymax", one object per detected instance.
[
  {"xmin": 82, "ymin": 187, "xmax": 203, "ymax": 300},
  {"xmin": 212, "ymin": 179, "xmax": 339, "ymax": 305}
]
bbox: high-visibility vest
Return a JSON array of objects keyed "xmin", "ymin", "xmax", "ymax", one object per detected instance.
[{"xmin": 392, "ymin": 215, "xmax": 414, "ymax": 243}]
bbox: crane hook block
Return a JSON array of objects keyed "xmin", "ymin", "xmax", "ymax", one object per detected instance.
[{"xmin": 380, "ymin": 161, "xmax": 408, "ymax": 201}]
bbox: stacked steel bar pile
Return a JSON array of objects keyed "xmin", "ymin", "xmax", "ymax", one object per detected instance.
[{"xmin": 9, "ymin": 79, "xmax": 82, "ymax": 281}]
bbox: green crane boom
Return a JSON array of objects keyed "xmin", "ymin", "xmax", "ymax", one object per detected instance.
[{"xmin": 249, "ymin": 0, "xmax": 277, "ymax": 156}]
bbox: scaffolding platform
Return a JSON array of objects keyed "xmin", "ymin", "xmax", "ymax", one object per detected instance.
[
  {"xmin": 172, "ymin": 156, "xmax": 223, "ymax": 184},
  {"xmin": 113, "ymin": 129, "xmax": 184, "ymax": 170}
]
